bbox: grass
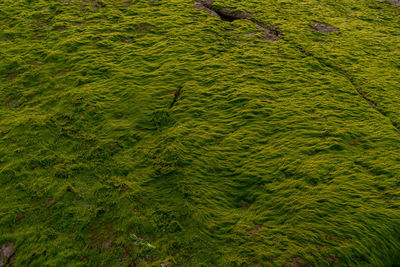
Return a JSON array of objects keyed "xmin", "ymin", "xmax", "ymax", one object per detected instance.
[{"xmin": 1, "ymin": 0, "xmax": 400, "ymax": 265}]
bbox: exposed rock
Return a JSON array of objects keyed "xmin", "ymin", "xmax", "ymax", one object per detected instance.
[
  {"xmin": 310, "ymin": 21, "xmax": 338, "ymax": 33},
  {"xmin": 100, "ymin": 239, "xmax": 112, "ymax": 252},
  {"xmin": 197, "ymin": 0, "xmax": 213, "ymax": 8},
  {"xmin": 326, "ymin": 256, "xmax": 340, "ymax": 264},
  {"xmin": 161, "ymin": 260, "xmax": 173, "ymax": 267},
  {"xmin": 194, "ymin": 0, "xmax": 220, "ymax": 18},
  {"xmin": 216, "ymin": 8, "xmax": 253, "ymax": 21},
  {"xmin": 382, "ymin": 0, "xmax": 400, "ymax": 7},
  {"xmin": 255, "ymin": 23, "xmax": 282, "ymax": 41},
  {"xmin": 249, "ymin": 224, "xmax": 261, "ymax": 234},
  {"xmin": 194, "ymin": 0, "xmax": 253, "ymax": 21},
  {"xmin": 0, "ymin": 242, "xmax": 15, "ymax": 267},
  {"xmin": 122, "ymin": 38, "xmax": 133, "ymax": 43}
]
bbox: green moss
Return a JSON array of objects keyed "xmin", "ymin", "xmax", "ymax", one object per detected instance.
[{"xmin": 1, "ymin": 0, "xmax": 400, "ymax": 265}]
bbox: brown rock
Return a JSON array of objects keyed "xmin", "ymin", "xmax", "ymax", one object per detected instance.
[
  {"xmin": 0, "ymin": 242, "xmax": 15, "ymax": 267},
  {"xmin": 161, "ymin": 261, "xmax": 173, "ymax": 267},
  {"xmin": 310, "ymin": 21, "xmax": 338, "ymax": 34},
  {"xmin": 249, "ymin": 224, "xmax": 261, "ymax": 234},
  {"xmin": 326, "ymin": 257, "xmax": 340, "ymax": 264},
  {"xmin": 100, "ymin": 239, "xmax": 112, "ymax": 252}
]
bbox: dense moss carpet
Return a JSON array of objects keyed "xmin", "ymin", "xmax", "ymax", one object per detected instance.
[{"xmin": 1, "ymin": 0, "xmax": 400, "ymax": 265}]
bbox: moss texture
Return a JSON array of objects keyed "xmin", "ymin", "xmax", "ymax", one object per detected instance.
[{"xmin": 1, "ymin": 0, "xmax": 400, "ymax": 266}]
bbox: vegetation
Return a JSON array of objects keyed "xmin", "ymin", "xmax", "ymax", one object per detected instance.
[{"xmin": 1, "ymin": 0, "xmax": 400, "ymax": 265}]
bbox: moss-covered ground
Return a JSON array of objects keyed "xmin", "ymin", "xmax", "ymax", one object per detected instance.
[{"xmin": 1, "ymin": 0, "xmax": 400, "ymax": 266}]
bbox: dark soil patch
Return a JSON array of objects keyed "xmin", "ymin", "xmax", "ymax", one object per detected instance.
[{"xmin": 310, "ymin": 21, "xmax": 338, "ymax": 33}]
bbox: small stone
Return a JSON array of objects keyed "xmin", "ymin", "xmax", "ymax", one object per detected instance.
[
  {"xmin": 198, "ymin": 0, "xmax": 213, "ymax": 8},
  {"xmin": 161, "ymin": 261, "xmax": 173, "ymax": 267},
  {"xmin": 45, "ymin": 198, "xmax": 53, "ymax": 207},
  {"xmin": 326, "ymin": 257, "xmax": 340, "ymax": 264},
  {"xmin": 0, "ymin": 242, "xmax": 15, "ymax": 267},
  {"xmin": 100, "ymin": 239, "xmax": 112, "ymax": 252},
  {"xmin": 310, "ymin": 21, "xmax": 338, "ymax": 33},
  {"xmin": 109, "ymin": 143, "xmax": 117, "ymax": 151},
  {"xmin": 249, "ymin": 224, "xmax": 261, "ymax": 234},
  {"xmin": 1, "ymin": 243, "xmax": 14, "ymax": 258}
]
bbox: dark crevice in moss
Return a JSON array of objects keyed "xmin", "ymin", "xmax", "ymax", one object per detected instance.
[
  {"xmin": 194, "ymin": 0, "xmax": 282, "ymax": 41},
  {"xmin": 254, "ymin": 22, "xmax": 283, "ymax": 41},
  {"xmin": 169, "ymin": 86, "xmax": 182, "ymax": 109},
  {"xmin": 293, "ymin": 44, "xmax": 400, "ymax": 135},
  {"xmin": 194, "ymin": 0, "xmax": 253, "ymax": 21}
]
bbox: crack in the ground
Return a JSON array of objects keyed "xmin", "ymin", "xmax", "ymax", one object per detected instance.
[
  {"xmin": 194, "ymin": 0, "xmax": 253, "ymax": 21},
  {"xmin": 293, "ymin": 44, "xmax": 400, "ymax": 135},
  {"xmin": 254, "ymin": 22, "xmax": 282, "ymax": 41},
  {"xmin": 169, "ymin": 86, "xmax": 182, "ymax": 109},
  {"xmin": 194, "ymin": 0, "xmax": 399, "ymax": 135},
  {"xmin": 194, "ymin": 0, "xmax": 282, "ymax": 41}
]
